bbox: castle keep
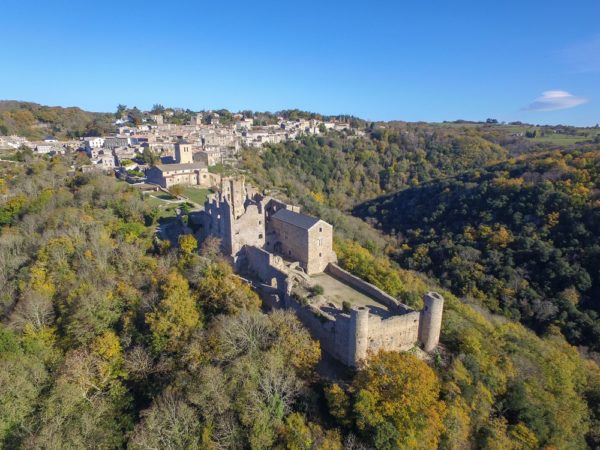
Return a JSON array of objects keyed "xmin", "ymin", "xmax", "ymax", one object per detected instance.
[{"xmin": 194, "ymin": 177, "xmax": 444, "ymax": 367}]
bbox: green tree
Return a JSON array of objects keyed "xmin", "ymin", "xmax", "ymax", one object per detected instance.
[
  {"xmin": 170, "ymin": 184, "xmax": 184, "ymax": 197},
  {"xmin": 196, "ymin": 261, "xmax": 261, "ymax": 316},
  {"xmin": 129, "ymin": 389, "xmax": 203, "ymax": 450},
  {"xmin": 150, "ymin": 104, "xmax": 165, "ymax": 114},
  {"xmin": 116, "ymin": 104, "xmax": 127, "ymax": 118},
  {"xmin": 141, "ymin": 146, "xmax": 158, "ymax": 166}
]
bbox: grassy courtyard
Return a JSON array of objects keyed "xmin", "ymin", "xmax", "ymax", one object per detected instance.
[{"xmin": 181, "ymin": 187, "xmax": 212, "ymax": 205}]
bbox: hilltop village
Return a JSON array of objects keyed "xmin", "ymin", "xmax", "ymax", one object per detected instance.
[{"xmin": 0, "ymin": 110, "xmax": 361, "ymax": 177}]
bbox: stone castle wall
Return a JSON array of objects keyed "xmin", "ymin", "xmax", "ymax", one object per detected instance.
[
  {"xmin": 242, "ymin": 246, "xmax": 289, "ymax": 289},
  {"xmin": 280, "ymin": 290, "xmax": 354, "ymax": 365},
  {"xmin": 325, "ymin": 264, "xmax": 402, "ymax": 311},
  {"xmin": 249, "ymin": 254, "xmax": 444, "ymax": 367},
  {"xmin": 230, "ymin": 203, "xmax": 265, "ymax": 256},
  {"xmin": 366, "ymin": 310, "xmax": 421, "ymax": 354}
]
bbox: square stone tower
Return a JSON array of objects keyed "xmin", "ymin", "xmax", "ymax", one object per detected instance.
[
  {"xmin": 220, "ymin": 176, "xmax": 247, "ymax": 220},
  {"xmin": 175, "ymin": 140, "xmax": 193, "ymax": 164}
]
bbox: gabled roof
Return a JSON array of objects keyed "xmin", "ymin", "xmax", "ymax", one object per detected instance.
[
  {"xmin": 153, "ymin": 162, "xmax": 206, "ymax": 172},
  {"xmin": 272, "ymin": 208, "xmax": 321, "ymax": 230}
]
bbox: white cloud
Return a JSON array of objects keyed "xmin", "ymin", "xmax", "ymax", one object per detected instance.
[{"xmin": 523, "ymin": 90, "xmax": 588, "ymax": 112}]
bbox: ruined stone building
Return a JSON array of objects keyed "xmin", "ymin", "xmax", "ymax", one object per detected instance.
[
  {"xmin": 194, "ymin": 177, "xmax": 444, "ymax": 367},
  {"xmin": 196, "ymin": 177, "xmax": 337, "ymax": 275}
]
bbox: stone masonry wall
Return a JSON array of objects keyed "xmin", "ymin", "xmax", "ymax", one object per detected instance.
[
  {"xmin": 306, "ymin": 222, "xmax": 336, "ymax": 274},
  {"xmin": 230, "ymin": 203, "xmax": 265, "ymax": 256},
  {"xmin": 366, "ymin": 311, "xmax": 421, "ymax": 353},
  {"xmin": 281, "ymin": 291, "xmax": 352, "ymax": 365},
  {"xmin": 251, "ymin": 259, "xmax": 443, "ymax": 367},
  {"xmin": 325, "ymin": 263, "xmax": 404, "ymax": 310},
  {"xmin": 269, "ymin": 218, "xmax": 309, "ymax": 268},
  {"xmin": 242, "ymin": 246, "xmax": 288, "ymax": 289}
]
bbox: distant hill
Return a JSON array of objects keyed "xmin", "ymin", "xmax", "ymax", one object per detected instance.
[
  {"xmin": 0, "ymin": 100, "xmax": 114, "ymax": 140},
  {"xmin": 353, "ymin": 146, "xmax": 600, "ymax": 352}
]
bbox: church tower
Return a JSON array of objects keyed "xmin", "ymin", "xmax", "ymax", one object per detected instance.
[{"xmin": 175, "ymin": 140, "xmax": 193, "ymax": 164}]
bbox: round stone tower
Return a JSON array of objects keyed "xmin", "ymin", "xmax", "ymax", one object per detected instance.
[
  {"xmin": 419, "ymin": 292, "xmax": 444, "ymax": 352},
  {"xmin": 348, "ymin": 306, "xmax": 369, "ymax": 366}
]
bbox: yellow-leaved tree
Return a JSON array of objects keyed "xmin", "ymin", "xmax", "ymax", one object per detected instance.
[
  {"xmin": 146, "ymin": 270, "xmax": 201, "ymax": 353},
  {"xmin": 352, "ymin": 351, "xmax": 446, "ymax": 450},
  {"xmin": 178, "ymin": 234, "xmax": 198, "ymax": 256},
  {"xmin": 196, "ymin": 260, "xmax": 261, "ymax": 316}
]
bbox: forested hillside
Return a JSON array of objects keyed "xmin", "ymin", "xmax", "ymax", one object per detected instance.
[
  {"xmin": 354, "ymin": 147, "xmax": 600, "ymax": 353},
  {"xmin": 244, "ymin": 125, "xmax": 509, "ymax": 211},
  {"xmin": 0, "ymin": 101, "xmax": 114, "ymax": 139},
  {"xmin": 1, "ymin": 155, "xmax": 599, "ymax": 449}
]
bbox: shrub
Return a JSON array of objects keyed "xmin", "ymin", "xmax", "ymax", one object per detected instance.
[{"xmin": 312, "ymin": 285, "xmax": 324, "ymax": 296}]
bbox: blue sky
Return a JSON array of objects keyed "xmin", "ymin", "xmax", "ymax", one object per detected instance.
[{"xmin": 2, "ymin": 0, "xmax": 599, "ymax": 125}]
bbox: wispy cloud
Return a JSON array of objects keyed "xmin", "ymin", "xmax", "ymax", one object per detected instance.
[
  {"xmin": 560, "ymin": 34, "xmax": 600, "ymax": 73},
  {"xmin": 523, "ymin": 90, "xmax": 588, "ymax": 112}
]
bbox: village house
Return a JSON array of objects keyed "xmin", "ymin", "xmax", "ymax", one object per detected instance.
[
  {"xmin": 103, "ymin": 137, "xmax": 130, "ymax": 149},
  {"xmin": 195, "ymin": 148, "xmax": 222, "ymax": 166},
  {"xmin": 34, "ymin": 144, "xmax": 58, "ymax": 155},
  {"xmin": 113, "ymin": 147, "xmax": 138, "ymax": 165},
  {"xmin": 96, "ymin": 151, "xmax": 116, "ymax": 169},
  {"xmin": 83, "ymin": 137, "xmax": 105, "ymax": 152}
]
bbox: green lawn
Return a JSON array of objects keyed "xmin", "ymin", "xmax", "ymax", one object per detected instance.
[
  {"xmin": 156, "ymin": 206, "xmax": 179, "ymax": 220},
  {"xmin": 142, "ymin": 193, "xmax": 180, "ymax": 219},
  {"xmin": 155, "ymin": 192, "xmax": 176, "ymax": 200},
  {"xmin": 145, "ymin": 195, "xmax": 170, "ymax": 207},
  {"xmin": 182, "ymin": 187, "xmax": 211, "ymax": 205}
]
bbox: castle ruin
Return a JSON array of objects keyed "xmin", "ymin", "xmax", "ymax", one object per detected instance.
[{"xmin": 193, "ymin": 177, "xmax": 444, "ymax": 367}]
